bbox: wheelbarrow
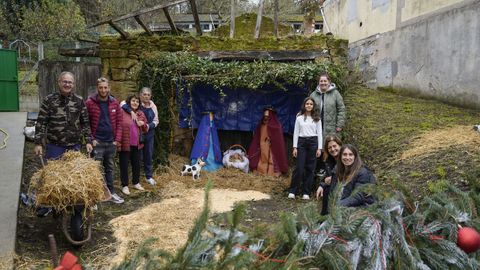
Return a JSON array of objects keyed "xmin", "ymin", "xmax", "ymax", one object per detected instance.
[{"xmin": 36, "ymin": 155, "xmax": 111, "ymax": 246}]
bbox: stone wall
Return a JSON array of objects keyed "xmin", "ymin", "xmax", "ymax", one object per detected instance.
[{"xmin": 99, "ymin": 35, "xmax": 348, "ymax": 99}]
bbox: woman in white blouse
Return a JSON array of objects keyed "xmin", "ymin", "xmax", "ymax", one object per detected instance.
[{"xmin": 288, "ymin": 97, "xmax": 323, "ymax": 200}]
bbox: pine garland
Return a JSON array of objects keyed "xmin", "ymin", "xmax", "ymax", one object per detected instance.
[{"xmin": 113, "ymin": 179, "xmax": 480, "ymax": 269}]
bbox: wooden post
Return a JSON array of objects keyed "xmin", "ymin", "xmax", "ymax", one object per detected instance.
[
  {"xmin": 254, "ymin": 0, "xmax": 264, "ymax": 39},
  {"xmin": 230, "ymin": 0, "xmax": 235, "ymax": 38},
  {"xmin": 189, "ymin": 0, "xmax": 202, "ymax": 35},
  {"xmin": 48, "ymin": 234, "xmax": 58, "ymax": 267},
  {"xmin": 273, "ymin": 0, "xmax": 279, "ymax": 38},
  {"xmin": 163, "ymin": 7, "xmax": 179, "ymax": 35},
  {"xmin": 134, "ymin": 15, "xmax": 153, "ymax": 35},
  {"xmin": 108, "ymin": 21, "xmax": 129, "ymax": 39}
]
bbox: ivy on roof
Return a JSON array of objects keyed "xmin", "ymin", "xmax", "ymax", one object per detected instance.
[{"xmin": 139, "ymin": 52, "xmax": 348, "ymax": 94}]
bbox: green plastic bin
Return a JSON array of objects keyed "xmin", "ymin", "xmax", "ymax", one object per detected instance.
[{"xmin": 0, "ymin": 49, "xmax": 19, "ymax": 111}]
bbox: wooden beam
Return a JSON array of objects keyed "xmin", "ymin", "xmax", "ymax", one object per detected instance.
[
  {"xmin": 254, "ymin": 0, "xmax": 264, "ymax": 39},
  {"xmin": 108, "ymin": 21, "xmax": 129, "ymax": 39},
  {"xmin": 88, "ymin": 0, "xmax": 188, "ymax": 28},
  {"xmin": 189, "ymin": 0, "xmax": 202, "ymax": 35},
  {"xmin": 230, "ymin": 0, "xmax": 235, "ymax": 38},
  {"xmin": 77, "ymin": 38, "xmax": 99, "ymax": 44},
  {"xmin": 195, "ymin": 50, "xmax": 330, "ymax": 61},
  {"xmin": 162, "ymin": 7, "xmax": 179, "ymax": 35},
  {"xmin": 58, "ymin": 47, "xmax": 99, "ymax": 57},
  {"xmin": 134, "ymin": 15, "xmax": 153, "ymax": 36}
]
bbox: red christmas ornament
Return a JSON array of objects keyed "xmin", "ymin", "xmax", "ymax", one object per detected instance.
[{"xmin": 457, "ymin": 227, "xmax": 480, "ymax": 253}]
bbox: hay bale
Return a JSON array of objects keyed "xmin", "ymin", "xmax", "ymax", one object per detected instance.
[{"xmin": 29, "ymin": 151, "xmax": 107, "ymax": 212}]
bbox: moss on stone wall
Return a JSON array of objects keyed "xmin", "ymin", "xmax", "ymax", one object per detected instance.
[{"xmin": 100, "ymin": 34, "xmax": 348, "ymax": 99}]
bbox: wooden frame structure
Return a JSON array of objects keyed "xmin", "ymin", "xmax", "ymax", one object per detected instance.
[{"xmin": 88, "ymin": 0, "xmax": 202, "ymax": 39}]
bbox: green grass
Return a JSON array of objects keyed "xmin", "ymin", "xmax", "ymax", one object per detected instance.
[
  {"xmin": 18, "ymin": 70, "xmax": 38, "ymax": 96},
  {"xmin": 344, "ymin": 85, "xmax": 480, "ymax": 196}
]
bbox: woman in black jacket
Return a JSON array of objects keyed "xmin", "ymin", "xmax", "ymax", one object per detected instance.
[
  {"xmin": 316, "ymin": 144, "xmax": 375, "ymax": 214},
  {"xmin": 316, "ymin": 134, "xmax": 342, "ymax": 214}
]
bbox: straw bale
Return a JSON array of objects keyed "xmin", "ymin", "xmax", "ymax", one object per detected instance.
[
  {"xmin": 109, "ymin": 185, "xmax": 270, "ymax": 267},
  {"xmin": 29, "ymin": 151, "xmax": 106, "ymax": 212}
]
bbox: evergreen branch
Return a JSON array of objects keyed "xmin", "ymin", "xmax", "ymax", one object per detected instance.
[
  {"xmin": 216, "ymin": 203, "xmax": 247, "ymax": 269},
  {"xmin": 170, "ymin": 180, "xmax": 213, "ymax": 268}
]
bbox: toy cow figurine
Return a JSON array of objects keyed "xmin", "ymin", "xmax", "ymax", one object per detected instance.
[{"xmin": 181, "ymin": 158, "xmax": 206, "ymax": 180}]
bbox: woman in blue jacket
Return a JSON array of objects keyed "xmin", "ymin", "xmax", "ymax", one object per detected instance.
[{"xmin": 316, "ymin": 144, "xmax": 375, "ymax": 214}]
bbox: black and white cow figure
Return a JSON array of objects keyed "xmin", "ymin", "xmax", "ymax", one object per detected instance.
[{"xmin": 181, "ymin": 158, "xmax": 206, "ymax": 180}]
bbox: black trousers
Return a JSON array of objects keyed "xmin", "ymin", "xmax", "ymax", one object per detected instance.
[
  {"xmin": 119, "ymin": 146, "xmax": 140, "ymax": 187},
  {"xmin": 321, "ymin": 185, "xmax": 331, "ymax": 215},
  {"xmin": 289, "ymin": 136, "xmax": 318, "ymax": 196}
]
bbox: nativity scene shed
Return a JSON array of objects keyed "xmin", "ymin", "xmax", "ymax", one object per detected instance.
[{"xmin": 92, "ymin": 10, "xmax": 348, "ymax": 167}]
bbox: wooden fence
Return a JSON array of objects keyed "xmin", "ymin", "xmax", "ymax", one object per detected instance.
[{"xmin": 38, "ymin": 60, "xmax": 101, "ymax": 101}]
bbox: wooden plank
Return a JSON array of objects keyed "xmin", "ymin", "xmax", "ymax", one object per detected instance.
[
  {"xmin": 189, "ymin": 0, "xmax": 202, "ymax": 35},
  {"xmin": 134, "ymin": 15, "xmax": 153, "ymax": 35},
  {"xmin": 39, "ymin": 61, "xmax": 101, "ymax": 101},
  {"xmin": 230, "ymin": 0, "xmax": 235, "ymax": 38},
  {"xmin": 108, "ymin": 21, "xmax": 129, "ymax": 39},
  {"xmin": 195, "ymin": 50, "xmax": 330, "ymax": 61},
  {"xmin": 254, "ymin": 0, "xmax": 264, "ymax": 39},
  {"xmin": 58, "ymin": 47, "xmax": 99, "ymax": 57},
  {"xmin": 162, "ymin": 7, "xmax": 179, "ymax": 35},
  {"xmin": 88, "ymin": 0, "xmax": 188, "ymax": 28}
]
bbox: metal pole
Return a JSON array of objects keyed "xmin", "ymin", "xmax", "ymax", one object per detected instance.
[{"xmin": 320, "ymin": 7, "xmax": 331, "ymax": 34}]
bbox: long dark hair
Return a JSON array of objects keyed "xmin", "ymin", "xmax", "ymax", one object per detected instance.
[
  {"xmin": 336, "ymin": 144, "xmax": 363, "ymax": 183},
  {"xmin": 299, "ymin": 97, "xmax": 320, "ymax": 122},
  {"xmin": 126, "ymin": 94, "xmax": 140, "ymax": 111},
  {"xmin": 322, "ymin": 134, "xmax": 343, "ymax": 162}
]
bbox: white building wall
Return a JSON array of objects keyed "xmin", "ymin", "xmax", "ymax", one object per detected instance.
[{"xmin": 324, "ymin": 0, "xmax": 480, "ymax": 108}]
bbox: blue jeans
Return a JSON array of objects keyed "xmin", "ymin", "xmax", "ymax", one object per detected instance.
[
  {"xmin": 289, "ymin": 137, "xmax": 318, "ymax": 195},
  {"xmin": 142, "ymin": 134, "xmax": 154, "ymax": 179},
  {"xmin": 93, "ymin": 141, "xmax": 117, "ymax": 193},
  {"xmin": 46, "ymin": 143, "xmax": 81, "ymax": 160}
]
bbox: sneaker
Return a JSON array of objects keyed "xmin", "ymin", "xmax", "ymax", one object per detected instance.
[
  {"xmin": 133, "ymin": 183, "xmax": 145, "ymax": 191},
  {"xmin": 287, "ymin": 193, "xmax": 295, "ymax": 199},
  {"xmin": 146, "ymin": 178, "xmax": 156, "ymax": 186},
  {"xmin": 302, "ymin": 194, "xmax": 310, "ymax": 200},
  {"xmin": 110, "ymin": 193, "xmax": 124, "ymax": 204},
  {"xmin": 36, "ymin": 207, "xmax": 53, "ymax": 217},
  {"xmin": 121, "ymin": 186, "xmax": 130, "ymax": 195}
]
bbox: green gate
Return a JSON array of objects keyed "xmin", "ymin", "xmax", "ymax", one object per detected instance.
[{"xmin": 0, "ymin": 49, "xmax": 19, "ymax": 111}]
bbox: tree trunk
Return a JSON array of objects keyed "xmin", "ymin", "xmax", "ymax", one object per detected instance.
[
  {"xmin": 303, "ymin": 10, "xmax": 315, "ymax": 36},
  {"xmin": 230, "ymin": 0, "xmax": 235, "ymax": 38},
  {"xmin": 254, "ymin": 0, "xmax": 264, "ymax": 39}
]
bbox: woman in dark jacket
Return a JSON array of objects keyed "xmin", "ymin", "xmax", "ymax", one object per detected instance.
[
  {"xmin": 316, "ymin": 134, "xmax": 342, "ymax": 214},
  {"xmin": 316, "ymin": 144, "xmax": 375, "ymax": 214}
]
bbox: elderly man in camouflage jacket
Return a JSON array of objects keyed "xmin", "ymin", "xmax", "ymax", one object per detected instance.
[{"xmin": 34, "ymin": 71, "xmax": 93, "ymax": 159}]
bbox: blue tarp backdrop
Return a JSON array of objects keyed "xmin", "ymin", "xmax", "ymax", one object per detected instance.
[{"xmin": 177, "ymin": 83, "xmax": 310, "ymax": 134}]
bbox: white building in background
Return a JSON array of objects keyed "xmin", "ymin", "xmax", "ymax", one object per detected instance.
[{"xmin": 150, "ymin": 14, "xmax": 222, "ymax": 33}]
